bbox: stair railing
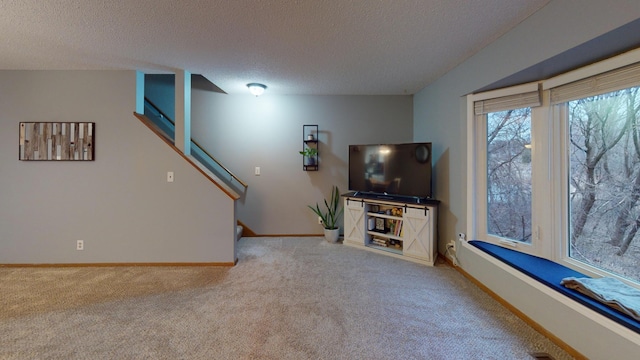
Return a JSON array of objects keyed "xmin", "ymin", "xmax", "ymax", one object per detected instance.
[{"xmin": 144, "ymin": 97, "xmax": 248, "ymax": 190}]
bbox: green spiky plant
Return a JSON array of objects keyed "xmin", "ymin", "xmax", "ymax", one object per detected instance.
[{"xmin": 308, "ymin": 185, "xmax": 343, "ymax": 230}]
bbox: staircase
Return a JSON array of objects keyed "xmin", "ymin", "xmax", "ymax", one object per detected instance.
[
  {"xmin": 133, "ymin": 97, "xmax": 249, "ymax": 241},
  {"xmin": 142, "ymin": 97, "xmax": 248, "ymax": 197}
]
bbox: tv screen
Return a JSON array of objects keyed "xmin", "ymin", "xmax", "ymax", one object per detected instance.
[{"xmin": 348, "ymin": 143, "xmax": 432, "ymax": 199}]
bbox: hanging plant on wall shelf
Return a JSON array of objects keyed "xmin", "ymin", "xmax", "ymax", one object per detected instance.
[{"xmin": 299, "ymin": 147, "xmax": 318, "ymax": 165}]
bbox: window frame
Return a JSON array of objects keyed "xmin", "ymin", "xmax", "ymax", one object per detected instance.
[
  {"xmin": 467, "ymin": 47, "xmax": 640, "ymax": 287},
  {"xmin": 468, "ymin": 83, "xmax": 549, "ymax": 259}
]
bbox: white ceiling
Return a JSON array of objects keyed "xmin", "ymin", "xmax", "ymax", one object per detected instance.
[{"xmin": 0, "ymin": 0, "xmax": 550, "ymax": 95}]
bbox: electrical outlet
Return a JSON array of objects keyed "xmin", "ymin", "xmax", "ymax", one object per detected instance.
[
  {"xmin": 318, "ymin": 217, "xmax": 323, "ymax": 225},
  {"xmin": 447, "ymin": 240, "xmax": 456, "ymax": 252},
  {"xmin": 76, "ymin": 240, "xmax": 84, "ymax": 251}
]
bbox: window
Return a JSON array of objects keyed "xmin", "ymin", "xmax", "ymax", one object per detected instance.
[
  {"xmin": 471, "ymin": 84, "xmax": 542, "ymax": 256},
  {"xmin": 487, "ymin": 108, "xmax": 532, "ymax": 243},
  {"xmin": 469, "ymin": 49, "xmax": 640, "ymax": 286},
  {"xmin": 566, "ymin": 87, "xmax": 640, "ymax": 283}
]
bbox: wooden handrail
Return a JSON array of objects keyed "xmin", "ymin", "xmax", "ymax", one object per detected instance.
[
  {"xmin": 144, "ymin": 97, "xmax": 248, "ymax": 189},
  {"xmin": 145, "ymin": 97, "xmax": 174, "ymax": 125},
  {"xmin": 192, "ymin": 142, "xmax": 248, "ymax": 189},
  {"xmin": 134, "ymin": 112, "xmax": 240, "ymax": 200}
]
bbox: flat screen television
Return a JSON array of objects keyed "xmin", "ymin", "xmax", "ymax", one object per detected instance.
[{"xmin": 348, "ymin": 142, "xmax": 432, "ymax": 200}]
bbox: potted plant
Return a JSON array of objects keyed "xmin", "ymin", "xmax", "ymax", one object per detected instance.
[
  {"xmin": 299, "ymin": 147, "xmax": 318, "ymax": 166},
  {"xmin": 308, "ymin": 185, "xmax": 344, "ymax": 243}
]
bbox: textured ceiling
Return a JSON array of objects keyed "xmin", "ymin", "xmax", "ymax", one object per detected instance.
[{"xmin": 0, "ymin": 0, "xmax": 550, "ymax": 95}]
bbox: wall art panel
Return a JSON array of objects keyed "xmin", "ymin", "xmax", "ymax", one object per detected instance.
[{"xmin": 19, "ymin": 122, "xmax": 95, "ymax": 161}]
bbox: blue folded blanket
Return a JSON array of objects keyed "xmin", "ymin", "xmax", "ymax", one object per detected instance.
[{"xmin": 561, "ymin": 277, "xmax": 640, "ymax": 321}]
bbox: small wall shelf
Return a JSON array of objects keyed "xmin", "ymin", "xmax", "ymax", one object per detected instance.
[{"xmin": 302, "ymin": 125, "xmax": 318, "ymax": 171}]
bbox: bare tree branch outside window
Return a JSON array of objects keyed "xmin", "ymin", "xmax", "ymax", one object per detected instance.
[
  {"xmin": 486, "ymin": 108, "xmax": 532, "ymax": 243},
  {"xmin": 569, "ymin": 87, "xmax": 640, "ymax": 283}
]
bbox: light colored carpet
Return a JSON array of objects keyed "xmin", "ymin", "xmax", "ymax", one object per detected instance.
[{"xmin": 0, "ymin": 237, "xmax": 572, "ymax": 359}]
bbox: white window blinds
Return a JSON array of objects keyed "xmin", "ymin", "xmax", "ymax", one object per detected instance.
[
  {"xmin": 474, "ymin": 86, "xmax": 542, "ymax": 115},
  {"xmin": 550, "ymin": 61, "xmax": 640, "ymax": 104}
]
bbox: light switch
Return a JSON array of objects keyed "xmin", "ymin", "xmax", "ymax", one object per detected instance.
[
  {"xmin": 167, "ymin": 171, "xmax": 174, "ymax": 182},
  {"xmin": 255, "ymin": 167, "xmax": 261, "ymax": 176}
]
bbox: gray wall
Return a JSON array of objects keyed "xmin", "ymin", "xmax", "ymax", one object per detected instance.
[
  {"xmin": 144, "ymin": 74, "xmax": 176, "ymax": 120},
  {"xmin": 416, "ymin": 0, "xmax": 640, "ymax": 252},
  {"xmin": 0, "ymin": 71, "xmax": 235, "ymax": 264},
  {"xmin": 190, "ymin": 92, "xmax": 413, "ymax": 235},
  {"xmin": 414, "ymin": 0, "xmax": 640, "ymax": 358}
]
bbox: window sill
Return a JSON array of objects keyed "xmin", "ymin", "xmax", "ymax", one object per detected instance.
[{"xmin": 465, "ymin": 240, "xmax": 640, "ymax": 334}]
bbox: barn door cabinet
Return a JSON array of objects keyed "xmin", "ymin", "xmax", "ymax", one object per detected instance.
[{"xmin": 343, "ymin": 196, "xmax": 438, "ymax": 266}]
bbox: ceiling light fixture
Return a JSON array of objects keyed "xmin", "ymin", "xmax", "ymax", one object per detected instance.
[{"xmin": 247, "ymin": 83, "xmax": 267, "ymax": 96}]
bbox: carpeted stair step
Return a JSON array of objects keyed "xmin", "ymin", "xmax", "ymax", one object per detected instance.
[{"xmin": 236, "ymin": 225, "xmax": 243, "ymax": 241}]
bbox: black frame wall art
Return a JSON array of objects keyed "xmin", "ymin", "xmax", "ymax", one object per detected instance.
[{"xmin": 19, "ymin": 122, "xmax": 95, "ymax": 161}]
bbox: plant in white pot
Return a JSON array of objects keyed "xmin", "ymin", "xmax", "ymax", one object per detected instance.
[{"xmin": 308, "ymin": 185, "xmax": 343, "ymax": 243}]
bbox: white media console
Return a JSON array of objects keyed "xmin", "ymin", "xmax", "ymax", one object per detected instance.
[{"xmin": 343, "ymin": 195, "xmax": 438, "ymax": 266}]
